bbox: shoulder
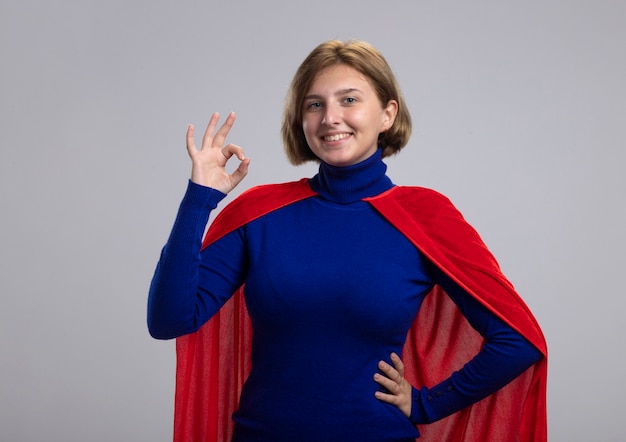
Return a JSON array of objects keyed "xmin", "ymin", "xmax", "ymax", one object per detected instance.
[
  {"xmin": 232, "ymin": 178, "xmax": 313, "ymax": 202},
  {"xmin": 203, "ymin": 178, "xmax": 316, "ymax": 246},
  {"xmin": 368, "ymin": 185, "xmax": 461, "ymax": 220},
  {"xmin": 387, "ymin": 185, "xmax": 452, "ymax": 203},
  {"xmin": 366, "ymin": 185, "xmax": 481, "ymax": 258},
  {"xmin": 222, "ymin": 178, "xmax": 316, "ymax": 217}
]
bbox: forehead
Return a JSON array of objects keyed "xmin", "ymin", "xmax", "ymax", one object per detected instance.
[{"xmin": 306, "ymin": 64, "xmax": 373, "ymax": 94}]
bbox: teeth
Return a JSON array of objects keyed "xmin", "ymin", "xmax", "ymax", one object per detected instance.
[{"xmin": 323, "ymin": 133, "xmax": 350, "ymax": 142}]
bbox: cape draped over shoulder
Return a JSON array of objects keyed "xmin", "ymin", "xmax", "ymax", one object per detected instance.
[{"xmin": 173, "ymin": 178, "xmax": 548, "ymax": 442}]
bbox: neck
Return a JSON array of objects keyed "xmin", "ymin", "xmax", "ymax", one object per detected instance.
[{"xmin": 309, "ymin": 149, "xmax": 394, "ymax": 204}]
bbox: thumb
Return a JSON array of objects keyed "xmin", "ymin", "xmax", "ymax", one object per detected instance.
[{"xmin": 229, "ymin": 158, "xmax": 251, "ymax": 188}]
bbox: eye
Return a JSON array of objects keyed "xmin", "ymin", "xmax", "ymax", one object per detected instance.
[
  {"xmin": 343, "ymin": 97, "xmax": 357, "ymax": 104},
  {"xmin": 305, "ymin": 101, "xmax": 322, "ymax": 110}
]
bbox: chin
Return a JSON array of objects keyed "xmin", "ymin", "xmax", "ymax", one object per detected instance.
[{"xmin": 322, "ymin": 155, "xmax": 355, "ymax": 167}]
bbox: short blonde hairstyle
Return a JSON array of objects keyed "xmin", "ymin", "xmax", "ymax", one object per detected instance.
[{"xmin": 281, "ymin": 40, "xmax": 412, "ymax": 165}]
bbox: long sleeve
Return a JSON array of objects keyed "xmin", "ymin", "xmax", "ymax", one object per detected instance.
[
  {"xmin": 147, "ymin": 181, "xmax": 247, "ymax": 340},
  {"xmin": 409, "ymin": 266, "xmax": 542, "ymax": 424}
]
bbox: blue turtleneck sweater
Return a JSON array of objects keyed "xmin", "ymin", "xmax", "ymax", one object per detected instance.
[{"xmin": 148, "ymin": 150, "xmax": 540, "ymax": 441}]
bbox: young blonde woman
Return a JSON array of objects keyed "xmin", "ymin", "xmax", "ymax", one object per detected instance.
[{"xmin": 148, "ymin": 40, "xmax": 547, "ymax": 442}]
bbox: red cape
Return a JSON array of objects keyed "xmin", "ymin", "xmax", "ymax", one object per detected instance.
[{"xmin": 174, "ymin": 179, "xmax": 548, "ymax": 441}]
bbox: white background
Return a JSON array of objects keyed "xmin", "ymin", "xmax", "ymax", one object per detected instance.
[{"xmin": 1, "ymin": 1, "xmax": 624, "ymax": 440}]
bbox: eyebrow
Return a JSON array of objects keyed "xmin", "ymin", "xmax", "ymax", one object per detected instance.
[{"xmin": 304, "ymin": 88, "xmax": 363, "ymax": 100}]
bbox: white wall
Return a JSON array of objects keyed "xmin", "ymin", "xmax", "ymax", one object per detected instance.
[{"xmin": 1, "ymin": 1, "xmax": 624, "ymax": 440}]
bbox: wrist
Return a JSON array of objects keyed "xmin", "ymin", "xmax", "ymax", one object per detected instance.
[
  {"xmin": 185, "ymin": 180, "xmax": 227, "ymax": 208},
  {"xmin": 409, "ymin": 386, "xmax": 429, "ymax": 425}
]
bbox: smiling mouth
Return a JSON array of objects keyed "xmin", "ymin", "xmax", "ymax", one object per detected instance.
[{"xmin": 322, "ymin": 133, "xmax": 351, "ymax": 142}]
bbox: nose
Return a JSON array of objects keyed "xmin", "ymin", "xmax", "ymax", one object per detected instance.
[{"xmin": 321, "ymin": 104, "xmax": 340, "ymax": 126}]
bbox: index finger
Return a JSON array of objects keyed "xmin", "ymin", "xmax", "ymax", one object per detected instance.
[{"xmin": 390, "ymin": 352, "xmax": 405, "ymax": 376}]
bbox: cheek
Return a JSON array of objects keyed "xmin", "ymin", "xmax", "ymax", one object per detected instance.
[
  {"xmin": 351, "ymin": 109, "xmax": 372, "ymax": 127},
  {"xmin": 301, "ymin": 116, "xmax": 318, "ymax": 140}
]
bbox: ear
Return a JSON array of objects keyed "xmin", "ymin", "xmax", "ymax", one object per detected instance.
[{"xmin": 381, "ymin": 100, "xmax": 398, "ymax": 131}]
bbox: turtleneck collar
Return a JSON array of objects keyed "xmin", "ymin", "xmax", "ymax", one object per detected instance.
[{"xmin": 308, "ymin": 149, "xmax": 394, "ymax": 204}]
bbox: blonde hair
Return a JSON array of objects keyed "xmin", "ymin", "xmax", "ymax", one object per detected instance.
[{"xmin": 281, "ymin": 40, "xmax": 412, "ymax": 165}]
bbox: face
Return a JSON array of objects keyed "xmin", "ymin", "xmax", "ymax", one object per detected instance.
[{"xmin": 301, "ymin": 64, "xmax": 397, "ymax": 167}]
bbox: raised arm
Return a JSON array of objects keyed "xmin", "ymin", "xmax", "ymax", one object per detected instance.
[{"xmin": 147, "ymin": 114, "xmax": 250, "ymax": 339}]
